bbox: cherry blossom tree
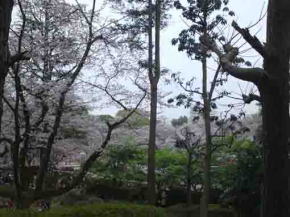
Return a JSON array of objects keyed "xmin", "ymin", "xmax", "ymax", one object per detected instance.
[{"xmin": 0, "ymin": 0, "xmax": 146, "ymax": 208}]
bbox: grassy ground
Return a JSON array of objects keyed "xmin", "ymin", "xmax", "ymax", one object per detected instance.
[
  {"xmin": 166, "ymin": 204, "xmax": 235, "ymax": 217},
  {"xmin": 0, "ymin": 202, "xmax": 166, "ymax": 217},
  {"xmin": 0, "ymin": 200, "xmax": 234, "ymax": 217}
]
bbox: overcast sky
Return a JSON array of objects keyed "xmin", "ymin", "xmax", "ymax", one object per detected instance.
[{"xmin": 77, "ymin": 0, "xmax": 267, "ymax": 120}]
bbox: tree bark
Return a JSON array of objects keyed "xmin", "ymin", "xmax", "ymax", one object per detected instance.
[
  {"xmin": 200, "ymin": 1, "xmax": 290, "ymax": 216},
  {"xmin": 186, "ymin": 151, "xmax": 193, "ymax": 206},
  {"xmin": 147, "ymin": 0, "xmax": 161, "ymax": 205},
  {"xmin": 147, "ymin": 0, "xmax": 155, "ymax": 205},
  {"xmin": 148, "ymin": 84, "xmax": 157, "ymax": 204},
  {"xmin": 260, "ymin": 2, "xmax": 290, "ymax": 217},
  {"xmin": 200, "ymin": 55, "xmax": 211, "ymax": 217},
  {"xmin": 0, "ymin": 0, "xmax": 13, "ymax": 134}
]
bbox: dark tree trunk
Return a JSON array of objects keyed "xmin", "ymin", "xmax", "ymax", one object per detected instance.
[
  {"xmin": 147, "ymin": 83, "xmax": 157, "ymax": 204},
  {"xmin": 200, "ymin": 1, "xmax": 290, "ymax": 216},
  {"xmin": 0, "ymin": 0, "xmax": 13, "ymax": 134},
  {"xmin": 186, "ymin": 152, "xmax": 193, "ymax": 206},
  {"xmin": 147, "ymin": 0, "xmax": 156, "ymax": 205},
  {"xmin": 259, "ymin": 1, "xmax": 290, "ymax": 217},
  {"xmin": 260, "ymin": 85, "xmax": 289, "ymax": 216},
  {"xmin": 14, "ymin": 197, "xmax": 33, "ymax": 209},
  {"xmin": 147, "ymin": 0, "xmax": 161, "ymax": 205}
]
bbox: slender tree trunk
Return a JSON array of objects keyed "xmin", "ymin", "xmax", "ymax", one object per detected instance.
[
  {"xmin": 147, "ymin": 0, "xmax": 155, "ymax": 205},
  {"xmin": 0, "ymin": 0, "xmax": 13, "ymax": 134},
  {"xmin": 147, "ymin": 0, "xmax": 161, "ymax": 205},
  {"xmin": 186, "ymin": 152, "xmax": 193, "ymax": 206},
  {"xmin": 43, "ymin": 0, "xmax": 52, "ymax": 81},
  {"xmin": 260, "ymin": 1, "xmax": 290, "ymax": 217},
  {"xmin": 200, "ymin": 56, "xmax": 211, "ymax": 217},
  {"xmin": 148, "ymin": 82, "xmax": 157, "ymax": 204},
  {"xmin": 15, "ymin": 197, "xmax": 33, "ymax": 209}
]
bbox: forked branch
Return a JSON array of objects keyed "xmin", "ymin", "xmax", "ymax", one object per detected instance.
[{"xmin": 200, "ymin": 35, "xmax": 267, "ymax": 83}]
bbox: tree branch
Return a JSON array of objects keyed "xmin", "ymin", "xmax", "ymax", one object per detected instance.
[
  {"xmin": 9, "ymin": 1, "xmax": 30, "ymax": 67},
  {"xmin": 200, "ymin": 35, "xmax": 267, "ymax": 83},
  {"xmin": 35, "ymin": 91, "xmax": 146, "ymax": 200},
  {"xmin": 208, "ymin": 64, "xmax": 221, "ymax": 101},
  {"xmin": 242, "ymin": 93, "xmax": 262, "ymax": 104},
  {"xmin": 232, "ymin": 21, "xmax": 267, "ymax": 58},
  {"xmin": 0, "ymin": 145, "xmax": 8, "ymax": 158},
  {"xmin": 9, "ymin": 51, "xmax": 30, "ymax": 66}
]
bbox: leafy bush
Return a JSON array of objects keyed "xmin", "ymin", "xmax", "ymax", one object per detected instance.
[
  {"xmin": 212, "ymin": 137, "xmax": 262, "ymax": 217},
  {"xmin": 166, "ymin": 204, "xmax": 234, "ymax": 217},
  {"xmin": 52, "ymin": 189, "xmax": 103, "ymax": 206},
  {"xmin": 0, "ymin": 203, "xmax": 166, "ymax": 217},
  {"xmin": 116, "ymin": 109, "xmax": 150, "ymax": 127}
]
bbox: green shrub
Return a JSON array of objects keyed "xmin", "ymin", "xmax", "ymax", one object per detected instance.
[
  {"xmin": 0, "ymin": 209, "xmax": 37, "ymax": 217},
  {"xmin": 166, "ymin": 204, "xmax": 234, "ymax": 217},
  {"xmin": 52, "ymin": 189, "xmax": 103, "ymax": 206},
  {"xmin": 0, "ymin": 203, "xmax": 166, "ymax": 217},
  {"xmin": 208, "ymin": 204, "xmax": 234, "ymax": 217}
]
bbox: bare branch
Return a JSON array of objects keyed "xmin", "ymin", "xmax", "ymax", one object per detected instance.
[
  {"xmin": 232, "ymin": 21, "xmax": 267, "ymax": 58},
  {"xmin": 35, "ymin": 90, "xmax": 146, "ymax": 199},
  {"xmin": 0, "ymin": 145, "xmax": 8, "ymax": 158},
  {"xmin": 242, "ymin": 93, "xmax": 262, "ymax": 104},
  {"xmin": 9, "ymin": 51, "xmax": 30, "ymax": 66},
  {"xmin": 0, "ymin": 137, "xmax": 14, "ymax": 145},
  {"xmin": 3, "ymin": 96, "xmax": 15, "ymax": 113},
  {"xmin": 200, "ymin": 35, "xmax": 267, "ymax": 83},
  {"xmin": 208, "ymin": 64, "xmax": 221, "ymax": 101},
  {"xmin": 82, "ymin": 80, "xmax": 129, "ymax": 111},
  {"xmin": 8, "ymin": 0, "xmax": 30, "ymax": 67}
]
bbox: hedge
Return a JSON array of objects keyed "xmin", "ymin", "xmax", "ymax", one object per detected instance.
[
  {"xmin": 166, "ymin": 204, "xmax": 235, "ymax": 217},
  {"xmin": 0, "ymin": 203, "xmax": 166, "ymax": 217}
]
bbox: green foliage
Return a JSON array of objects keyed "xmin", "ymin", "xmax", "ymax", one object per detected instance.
[
  {"xmin": 211, "ymin": 137, "xmax": 262, "ymax": 213},
  {"xmin": 171, "ymin": 116, "xmax": 188, "ymax": 127},
  {"xmin": 155, "ymin": 148, "xmax": 186, "ymax": 187},
  {"xmin": 116, "ymin": 109, "xmax": 150, "ymax": 127},
  {"xmin": 98, "ymin": 115, "xmax": 115, "ymax": 123},
  {"xmin": 91, "ymin": 136, "xmax": 146, "ymax": 184},
  {"xmin": 166, "ymin": 204, "xmax": 234, "ymax": 217},
  {"xmin": 90, "ymin": 133, "xmax": 261, "ymax": 210},
  {"xmin": 91, "ymin": 130, "xmax": 205, "ymax": 194},
  {"xmin": 0, "ymin": 203, "xmax": 166, "ymax": 217},
  {"xmin": 53, "ymin": 189, "xmax": 103, "ymax": 206},
  {"xmin": 91, "ymin": 138, "xmax": 202, "ymax": 191},
  {"xmin": 0, "ymin": 210, "xmax": 37, "ymax": 217},
  {"xmin": 155, "ymin": 148, "xmax": 202, "ymax": 190},
  {"xmin": 173, "ymin": 0, "xmax": 233, "ymax": 59},
  {"xmin": 61, "ymin": 127, "xmax": 87, "ymax": 139},
  {"xmin": 107, "ymin": 0, "xmax": 173, "ymax": 51}
]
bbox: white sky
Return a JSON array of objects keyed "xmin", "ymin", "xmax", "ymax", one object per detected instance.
[{"xmin": 77, "ymin": 0, "xmax": 267, "ymax": 120}]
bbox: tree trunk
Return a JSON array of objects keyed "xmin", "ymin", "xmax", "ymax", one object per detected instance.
[
  {"xmin": 147, "ymin": 83, "xmax": 157, "ymax": 204},
  {"xmin": 147, "ymin": 0, "xmax": 155, "ymax": 205},
  {"xmin": 147, "ymin": 0, "xmax": 161, "ymax": 205},
  {"xmin": 14, "ymin": 197, "xmax": 33, "ymax": 209},
  {"xmin": 199, "ymin": 1, "xmax": 289, "ymax": 216},
  {"xmin": 260, "ymin": 1, "xmax": 290, "ymax": 217},
  {"xmin": 260, "ymin": 79, "xmax": 289, "ymax": 217},
  {"xmin": 186, "ymin": 152, "xmax": 193, "ymax": 206},
  {"xmin": 0, "ymin": 0, "xmax": 13, "ymax": 134},
  {"xmin": 200, "ymin": 56, "xmax": 211, "ymax": 217},
  {"xmin": 0, "ymin": 0, "xmax": 22, "ymax": 205}
]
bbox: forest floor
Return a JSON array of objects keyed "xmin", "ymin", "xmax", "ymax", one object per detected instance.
[{"xmin": 166, "ymin": 203, "xmax": 235, "ymax": 217}]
